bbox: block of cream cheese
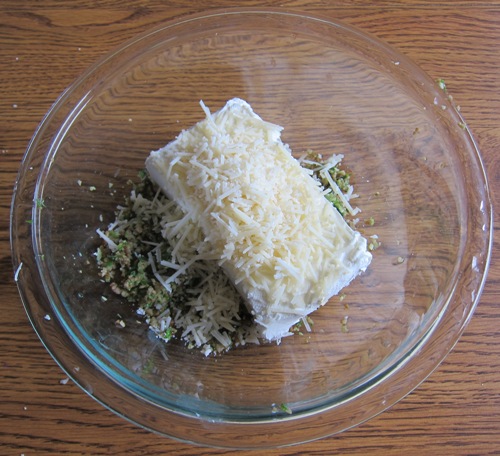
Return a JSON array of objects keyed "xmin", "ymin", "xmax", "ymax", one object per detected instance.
[{"xmin": 146, "ymin": 98, "xmax": 372, "ymax": 341}]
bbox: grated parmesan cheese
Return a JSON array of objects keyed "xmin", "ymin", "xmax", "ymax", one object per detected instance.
[{"xmin": 146, "ymin": 98, "xmax": 372, "ymax": 341}]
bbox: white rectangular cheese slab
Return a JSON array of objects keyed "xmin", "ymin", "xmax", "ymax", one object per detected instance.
[{"xmin": 146, "ymin": 98, "xmax": 372, "ymax": 341}]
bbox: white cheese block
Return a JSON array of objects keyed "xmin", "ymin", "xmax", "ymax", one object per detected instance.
[{"xmin": 146, "ymin": 98, "xmax": 372, "ymax": 341}]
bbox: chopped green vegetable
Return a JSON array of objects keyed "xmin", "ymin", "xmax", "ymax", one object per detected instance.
[
  {"xmin": 137, "ymin": 169, "xmax": 147, "ymax": 181},
  {"xmin": 325, "ymin": 193, "xmax": 348, "ymax": 217},
  {"xmin": 436, "ymin": 78, "xmax": 447, "ymax": 92},
  {"xmin": 162, "ymin": 327, "xmax": 175, "ymax": 341},
  {"xmin": 280, "ymin": 403, "xmax": 292, "ymax": 414},
  {"xmin": 368, "ymin": 238, "xmax": 381, "ymax": 251},
  {"xmin": 35, "ymin": 198, "xmax": 46, "ymax": 209},
  {"xmin": 301, "ymin": 150, "xmax": 352, "ymax": 217},
  {"xmin": 290, "ymin": 320, "xmax": 303, "ymax": 333},
  {"xmin": 142, "ymin": 358, "xmax": 155, "ymax": 375}
]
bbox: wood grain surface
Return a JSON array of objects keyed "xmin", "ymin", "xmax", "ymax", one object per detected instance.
[{"xmin": 1, "ymin": 1, "xmax": 499, "ymax": 455}]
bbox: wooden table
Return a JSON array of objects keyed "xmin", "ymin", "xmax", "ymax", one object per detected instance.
[{"xmin": 1, "ymin": 1, "xmax": 499, "ymax": 454}]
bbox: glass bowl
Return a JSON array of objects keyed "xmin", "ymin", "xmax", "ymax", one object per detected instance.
[{"xmin": 10, "ymin": 9, "xmax": 492, "ymax": 448}]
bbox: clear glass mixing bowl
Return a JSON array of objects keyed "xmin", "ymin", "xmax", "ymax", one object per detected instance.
[{"xmin": 10, "ymin": 9, "xmax": 492, "ymax": 448}]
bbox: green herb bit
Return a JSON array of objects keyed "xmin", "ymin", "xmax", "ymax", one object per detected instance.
[
  {"xmin": 436, "ymin": 78, "xmax": 447, "ymax": 92},
  {"xmin": 368, "ymin": 238, "xmax": 381, "ymax": 251},
  {"xmin": 113, "ymin": 240, "xmax": 132, "ymax": 268},
  {"xmin": 302, "ymin": 149, "xmax": 322, "ymax": 168},
  {"xmin": 26, "ymin": 219, "xmax": 33, "ymax": 225},
  {"xmin": 458, "ymin": 121, "xmax": 467, "ymax": 130},
  {"xmin": 35, "ymin": 198, "xmax": 46, "ymax": 209},
  {"xmin": 325, "ymin": 166, "xmax": 351, "ymax": 193},
  {"xmin": 138, "ymin": 169, "xmax": 148, "ymax": 181},
  {"xmin": 290, "ymin": 320, "xmax": 303, "ymax": 333},
  {"xmin": 162, "ymin": 327, "xmax": 175, "ymax": 341},
  {"xmin": 280, "ymin": 403, "xmax": 292, "ymax": 415},
  {"xmin": 142, "ymin": 358, "xmax": 155, "ymax": 375},
  {"xmin": 95, "ymin": 246, "xmax": 103, "ymax": 262},
  {"xmin": 365, "ymin": 216, "xmax": 375, "ymax": 226},
  {"xmin": 301, "ymin": 150, "xmax": 352, "ymax": 217},
  {"xmin": 325, "ymin": 193, "xmax": 347, "ymax": 217}
]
